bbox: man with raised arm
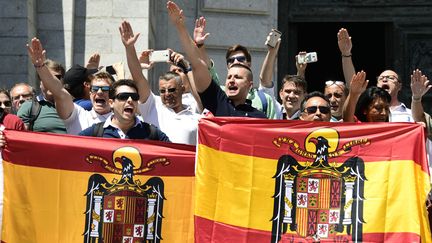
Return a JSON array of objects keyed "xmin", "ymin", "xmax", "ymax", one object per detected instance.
[
  {"xmin": 27, "ymin": 38, "xmax": 112, "ymax": 135},
  {"xmin": 166, "ymin": 1, "xmax": 266, "ymax": 118},
  {"xmin": 120, "ymin": 20, "xmax": 201, "ymax": 145}
]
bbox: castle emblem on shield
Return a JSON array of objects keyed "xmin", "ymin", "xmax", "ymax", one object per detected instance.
[
  {"xmin": 83, "ymin": 146, "xmax": 170, "ymax": 243},
  {"xmin": 271, "ymin": 128, "xmax": 370, "ymax": 242}
]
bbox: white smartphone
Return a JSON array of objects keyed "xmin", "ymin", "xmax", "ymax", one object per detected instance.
[
  {"xmin": 150, "ymin": 50, "xmax": 170, "ymax": 62},
  {"xmin": 297, "ymin": 52, "xmax": 318, "ymax": 64},
  {"xmin": 265, "ymin": 29, "xmax": 282, "ymax": 48}
]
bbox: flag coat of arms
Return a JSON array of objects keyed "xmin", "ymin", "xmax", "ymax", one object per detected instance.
[
  {"xmin": 195, "ymin": 117, "xmax": 431, "ymax": 242},
  {"xmin": 1, "ymin": 130, "xmax": 195, "ymax": 243}
]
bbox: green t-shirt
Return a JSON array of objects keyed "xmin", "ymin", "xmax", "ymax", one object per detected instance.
[{"xmin": 18, "ymin": 98, "xmax": 67, "ymax": 134}]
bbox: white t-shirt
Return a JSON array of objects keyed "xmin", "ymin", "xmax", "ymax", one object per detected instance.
[
  {"xmin": 63, "ymin": 103, "xmax": 112, "ymax": 135},
  {"xmin": 138, "ymin": 92, "xmax": 200, "ymax": 145}
]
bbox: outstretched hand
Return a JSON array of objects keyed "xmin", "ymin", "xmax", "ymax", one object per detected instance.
[
  {"xmin": 138, "ymin": 50, "xmax": 154, "ymax": 70},
  {"xmin": 296, "ymin": 51, "xmax": 307, "ymax": 73},
  {"xmin": 167, "ymin": 1, "xmax": 185, "ymax": 26},
  {"xmin": 349, "ymin": 71, "xmax": 368, "ymax": 95},
  {"xmin": 411, "ymin": 69, "xmax": 431, "ymax": 99},
  {"xmin": 86, "ymin": 53, "xmax": 100, "ymax": 69},
  {"xmin": 27, "ymin": 37, "xmax": 46, "ymax": 66},
  {"xmin": 193, "ymin": 16, "xmax": 210, "ymax": 45},
  {"xmin": 337, "ymin": 28, "xmax": 352, "ymax": 56},
  {"xmin": 119, "ymin": 20, "xmax": 140, "ymax": 47}
]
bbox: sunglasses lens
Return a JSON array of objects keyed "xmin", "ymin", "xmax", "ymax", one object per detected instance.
[
  {"xmin": 91, "ymin": 86, "xmax": 110, "ymax": 92},
  {"xmin": 0, "ymin": 101, "xmax": 11, "ymax": 107},
  {"xmin": 306, "ymin": 106, "xmax": 317, "ymax": 114},
  {"xmin": 116, "ymin": 92, "xmax": 139, "ymax": 101},
  {"xmin": 305, "ymin": 106, "xmax": 330, "ymax": 114},
  {"xmin": 319, "ymin": 106, "xmax": 330, "ymax": 114}
]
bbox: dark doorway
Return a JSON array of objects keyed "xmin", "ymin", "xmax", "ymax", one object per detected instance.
[{"xmin": 278, "ymin": 22, "xmax": 391, "ymax": 94}]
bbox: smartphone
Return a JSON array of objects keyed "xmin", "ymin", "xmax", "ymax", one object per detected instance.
[
  {"xmin": 265, "ymin": 29, "xmax": 282, "ymax": 48},
  {"xmin": 150, "ymin": 50, "xmax": 170, "ymax": 63},
  {"xmin": 297, "ymin": 52, "xmax": 318, "ymax": 64},
  {"xmin": 105, "ymin": 65, "xmax": 116, "ymax": 75}
]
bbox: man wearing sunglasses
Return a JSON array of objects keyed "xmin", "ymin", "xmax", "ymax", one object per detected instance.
[
  {"xmin": 324, "ymin": 80, "xmax": 348, "ymax": 122},
  {"xmin": 17, "ymin": 59, "xmax": 67, "ymax": 133},
  {"xmin": 79, "ymin": 79, "xmax": 170, "ymax": 141},
  {"xmin": 299, "ymin": 91, "xmax": 332, "ymax": 122},
  {"xmin": 27, "ymin": 38, "xmax": 113, "ymax": 135}
]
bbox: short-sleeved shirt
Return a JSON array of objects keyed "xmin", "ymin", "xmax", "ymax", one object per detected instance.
[
  {"xmin": 78, "ymin": 115, "xmax": 170, "ymax": 142},
  {"xmin": 138, "ymin": 92, "xmax": 200, "ymax": 145},
  {"xmin": 17, "ymin": 95, "xmax": 67, "ymax": 133},
  {"xmin": 63, "ymin": 103, "xmax": 111, "ymax": 135},
  {"xmin": 389, "ymin": 103, "xmax": 414, "ymax": 122},
  {"xmin": 199, "ymin": 80, "xmax": 267, "ymax": 118},
  {"xmin": 1, "ymin": 113, "xmax": 25, "ymax": 130}
]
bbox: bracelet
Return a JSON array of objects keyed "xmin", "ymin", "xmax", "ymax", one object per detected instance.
[
  {"xmin": 342, "ymin": 54, "xmax": 352, "ymax": 58},
  {"xmin": 34, "ymin": 62, "xmax": 45, "ymax": 68},
  {"xmin": 412, "ymin": 96, "xmax": 422, "ymax": 102},
  {"xmin": 195, "ymin": 41, "xmax": 204, "ymax": 48}
]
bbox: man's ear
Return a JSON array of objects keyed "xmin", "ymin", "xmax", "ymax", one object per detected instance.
[
  {"xmin": 83, "ymin": 81, "xmax": 91, "ymax": 88},
  {"xmin": 108, "ymin": 99, "xmax": 114, "ymax": 108}
]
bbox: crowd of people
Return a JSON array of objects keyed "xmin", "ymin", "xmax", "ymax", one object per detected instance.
[{"xmin": 0, "ymin": 1, "xmax": 431, "ymax": 153}]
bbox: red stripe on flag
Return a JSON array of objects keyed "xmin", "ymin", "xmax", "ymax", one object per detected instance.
[
  {"xmin": 195, "ymin": 216, "xmax": 423, "ymax": 242},
  {"xmin": 198, "ymin": 117, "xmax": 428, "ymax": 172},
  {"xmin": 2, "ymin": 130, "xmax": 196, "ymax": 176}
]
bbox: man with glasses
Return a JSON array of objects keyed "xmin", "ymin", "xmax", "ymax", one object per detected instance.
[
  {"xmin": 27, "ymin": 37, "xmax": 113, "ymax": 135},
  {"xmin": 324, "ymin": 80, "xmax": 348, "ymax": 121},
  {"xmin": 9, "ymin": 83, "xmax": 34, "ymax": 113},
  {"xmin": 17, "ymin": 59, "xmax": 67, "ymax": 133},
  {"xmin": 120, "ymin": 21, "xmax": 200, "ymax": 145},
  {"xmin": 79, "ymin": 79, "xmax": 170, "ymax": 141},
  {"xmin": 299, "ymin": 91, "xmax": 332, "ymax": 122}
]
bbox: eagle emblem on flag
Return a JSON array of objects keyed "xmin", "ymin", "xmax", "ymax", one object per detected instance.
[
  {"xmin": 271, "ymin": 128, "xmax": 369, "ymax": 242},
  {"xmin": 83, "ymin": 146, "xmax": 169, "ymax": 243}
]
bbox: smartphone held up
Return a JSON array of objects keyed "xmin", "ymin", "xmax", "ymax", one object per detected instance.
[
  {"xmin": 265, "ymin": 29, "xmax": 282, "ymax": 48},
  {"xmin": 149, "ymin": 50, "xmax": 170, "ymax": 63},
  {"xmin": 297, "ymin": 52, "xmax": 318, "ymax": 64}
]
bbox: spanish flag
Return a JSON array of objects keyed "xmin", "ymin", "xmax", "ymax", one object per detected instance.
[
  {"xmin": 1, "ymin": 130, "xmax": 195, "ymax": 243},
  {"xmin": 195, "ymin": 117, "xmax": 431, "ymax": 242}
]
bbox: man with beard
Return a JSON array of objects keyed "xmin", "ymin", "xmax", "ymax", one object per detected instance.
[
  {"xmin": 79, "ymin": 79, "xmax": 169, "ymax": 141},
  {"xmin": 119, "ymin": 21, "xmax": 200, "ymax": 145},
  {"xmin": 27, "ymin": 37, "xmax": 112, "ymax": 135}
]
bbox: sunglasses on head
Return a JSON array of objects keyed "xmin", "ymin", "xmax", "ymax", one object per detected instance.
[
  {"xmin": 159, "ymin": 88, "xmax": 177, "ymax": 94},
  {"xmin": 115, "ymin": 92, "xmax": 140, "ymax": 101},
  {"xmin": 91, "ymin": 86, "xmax": 110, "ymax": 92},
  {"xmin": 325, "ymin": 80, "xmax": 345, "ymax": 86},
  {"xmin": 226, "ymin": 56, "xmax": 247, "ymax": 65},
  {"xmin": 304, "ymin": 106, "xmax": 330, "ymax": 115},
  {"xmin": 0, "ymin": 101, "xmax": 11, "ymax": 107}
]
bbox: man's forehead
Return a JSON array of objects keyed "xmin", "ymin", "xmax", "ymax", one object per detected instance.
[
  {"xmin": 380, "ymin": 70, "xmax": 398, "ymax": 77},
  {"xmin": 283, "ymin": 81, "xmax": 304, "ymax": 91},
  {"xmin": 324, "ymin": 85, "xmax": 344, "ymax": 94},
  {"xmin": 306, "ymin": 97, "xmax": 328, "ymax": 106},
  {"xmin": 92, "ymin": 78, "xmax": 111, "ymax": 85},
  {"xmin": 159, "ymin": 78, "xmax": 178, "ymax": 86}
]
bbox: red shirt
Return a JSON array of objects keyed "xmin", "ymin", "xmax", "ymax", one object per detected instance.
[{"xmin": 1, "ymin": 113, "xmax": 25, "ymax": 130}]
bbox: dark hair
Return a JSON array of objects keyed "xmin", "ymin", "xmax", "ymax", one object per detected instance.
[
  {"xmin": 225, "ymin": 44, "xmax": 252, "ymax": 63},
  {"xmin": 109, "ymin": 79, "xmax": 138, "ymax": 99},
  {"xmin": 355, "ymin": 86, "xmax": 391, "ymax": 122},
  {"xmin": 281, "ymin": 75, "xmax": 308, "ymax": 93},
  {"xmin": 0, "ymin": 88, "xmax": 11, "ymax": 100},
  {"xmin": 300, "ymin": 91, "xmax": 330, "ymax": 112}
]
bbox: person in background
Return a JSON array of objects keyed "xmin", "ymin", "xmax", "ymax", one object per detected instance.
[{"xmin": 9, "ymin": 83, "xmax": 34, "ymax": 113}]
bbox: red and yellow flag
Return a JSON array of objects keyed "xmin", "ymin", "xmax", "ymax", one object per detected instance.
[
  {"xmin": 195, "ymin": 117, "xmax": 431, "ymax": 242},
  {"xmin": 1, "ymin": 130, "xmax": 195, "ymax": 243}
]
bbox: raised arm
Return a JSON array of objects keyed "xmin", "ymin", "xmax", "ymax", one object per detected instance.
[
  {"xmin": 337, "ymin": 28, "xmax": 355, "ymax": 88},
  {"xmin": 167, "ymin": 1, "xmax": 210, "ymax": 93},
  {"xmin": 193, "ymin": 16, "xmax": 211, "ymax": 68},
  {"xmin": 260, "ymin": 31, "xmax": 281, "ymax": 88},
  {"xmin": 85, "ymin": 53, "xmax": 100, "ymax": 69},
  {"xmin": 119, "ymin": 20, "xmax": 151, "ymax": 103},
  {"xmin": 410, "ymin": 69, "xmax": 431, "ymax": 123},
  {"xmin": 27, "ymin": 38, "xmax": 74, "ymax": 119},
  {"xmin": 343, "ymin": 71, "xmax": 368, "ymax": 122}
]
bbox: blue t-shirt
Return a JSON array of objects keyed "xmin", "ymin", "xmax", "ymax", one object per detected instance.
[{"xmin": 74, "ymin": 98, "xmax": 92, "ymax": 111}]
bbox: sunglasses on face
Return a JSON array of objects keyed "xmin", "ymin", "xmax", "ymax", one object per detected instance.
[
  {"xmin": 159, "ymin": 88, "xmax": 177, "ymax": 94},
  {"xmin": 115, "ymin": 92, "xmax": 140, "ymax": 101},
  {"xmin": 325, "ymin": 80, "xmax": 345, "ymax": 86},
  {"xmin": 304, "ymin": 106, "xmax": 331, "ymax": 115},
  {"xmin": 377, "ymin": 75, "xmax": 398, "ymax": 82},
  {"xmin": 226, "ymin": 56, "xmax": 247, "ymax": 65},
  {"xmin": 91, "ymin": 86, "xmax": 110, "ymax": 92},
  {"xmin": 0, "ymin": 101, "xmax": 11, "ymax": 107}
]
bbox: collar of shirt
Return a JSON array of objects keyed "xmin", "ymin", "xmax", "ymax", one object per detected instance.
[
  {"xmin": 390, "ymin": 102, "xmax": 408, "ymax": 112},
  {"xmin": 103, "ymin": 114, "xmax": 142, "ymax": 139},
  {"xmin": 90, "ymin": 109, "xmax": 112, "ymax": 120}
]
